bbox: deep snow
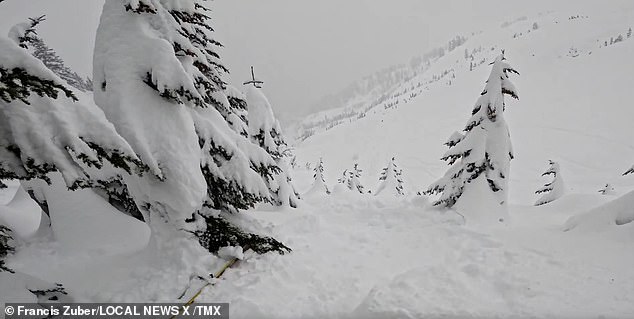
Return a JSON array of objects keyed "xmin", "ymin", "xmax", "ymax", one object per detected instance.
[{"xmin": 2, "ymin": 3, "xmax": 634, "ymax": 319}]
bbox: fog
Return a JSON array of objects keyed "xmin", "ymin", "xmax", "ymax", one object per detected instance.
[{"xmin": 1, "ymin": 0, "xmax": 626, "ymax": 123}]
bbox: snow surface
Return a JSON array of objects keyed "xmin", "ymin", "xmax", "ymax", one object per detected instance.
[{"xmin": 2, "ymin": 3, "xmax": 634, "ymax": 319}]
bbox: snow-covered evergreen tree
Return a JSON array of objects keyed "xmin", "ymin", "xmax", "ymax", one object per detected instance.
[
  {"xmin": 0, "ymin": 33, "xmax": 146, "ymax": 191},
  {"xmin": 375, "ymin": 157, "xmax": 405, "ymax": 196},
  {"xmin": 534, "ymin": 160, "xmax": 565, "ymax": 206},
  {"xmin": 93, "ymin": 0, "xmax": 289, "ymax": 256},
  {"xmin": 0, "ymin": 225, "xmax": 13, "ymax": 273},
  {"xmin": 337, "ymin": 169, "xmax": 349, "ymax": 184},
  {"xmin": 29, "ymin": 36, "xmax": 92, "ymax": 92},
  {"xmin": 8, "ymin": 16, "xmax": 92, "ymax": 92},
  {"xmin": 347, "ymin": 163, "xmax": 365, "ymax": 194},
  {"xmin": 425, "ymin": 52, "xmax": 519, "ymax": 209},
  {"xmin": 224, "ymin": 84, "xmax": 249, "ymax": 136},
  {"xmin": 290, "ymin": 156, "xmax": 298, "ymax": 169},
  {"xmin": 244, "ymin": 86, "xmax": 299, "ymax": 207},
  {"xmin": 307, "ymin": 158, "xmax": 330, "ymax": 195}
]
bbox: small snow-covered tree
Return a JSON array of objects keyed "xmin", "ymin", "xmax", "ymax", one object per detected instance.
[
  {"xmin": 337, "ymin": 169, "xmax": 349, "ymax": 184},
  {"xmin": 425, "ymin": 52, "xmax": 519, "ymax": 208},
  {"xmin": 347, "ymin": 163, "xmax": 365, "ymax": 194},
  {"xmin": 375, "ymin": 157, "xmax": 405, "ymax": 196},
  {"xmin": 532, "ymin": 22, "xmax": 539, "ymax": 30},
  {"xmin": 289, "ymin": 156, "xmax": 298, "ymax": 169},
  {"xmin": 628, "ymin": 28, "xmax": 632, "ymax": 38},
  {"xmin": 534, "ymin": 160, "xmax": 565, "ymax": 206},
  {"xmin": 598, "ymin": 183, "xmax": 615, "ymax": 195},
  {"xmin": 244, "ymin": 85, "xmax": 299, "ymax": 207},
  {"xmin": 615, "ymin": 34, "xmax": 624, "ymax": 43},
  {"xmin": 307, "ymin": 158, "xmax": 330, "ymax": 195}
]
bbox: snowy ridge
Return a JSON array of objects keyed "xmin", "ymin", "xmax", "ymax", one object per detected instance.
[{"xmin": 295, "ymin": 8, "xmax": 634, "ymax": 204}]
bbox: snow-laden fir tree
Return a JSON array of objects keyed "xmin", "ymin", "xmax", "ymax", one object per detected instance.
[
  {"xmin": 375, "ymin": 157, "xmax": 405, "ymax": 196},
  {"xmin": 425, "ymin": 52, "xmax": 519, "ymax": 210},
  {"xmin": 0, "ymin": 28, "xmax": 146, "ymax": 192},
  {"xmin": 534, "ymin": 160, "xmax": 565, "ymax": 206},
  {"xmin": 347, "ymin": 163, "xmax": 365, "ymax": 194},
  {"xmin": 3, "ymin": 17, "xmax": 146, "ymax": 222},
  {"xmin": 306, "ymin": 158, "xmax": 330, "ymax": 195},
  {"xmin": 598, "ymin": 183, "xmax": 615, "ymax": 195},
  {"xmin": 17, "ymin": 16, "xmax": 92, "ymax": 92},
  {"xmin": 244, "ymin": 85, "xmax": 299, "ymax": 207},
  {"xmin": 0, "ymin": 20, "xmax": 150, "ymax": 302},
  {"xmin": 93, "ymin": 0, "xmax": 289, "ymax": 259},
  {"xmin": 224, "ymin": 84, "xmax": 249, "ymax": 137}
]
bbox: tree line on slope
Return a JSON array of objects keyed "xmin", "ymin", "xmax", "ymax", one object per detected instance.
[{"xmin": 304, "ymin": 51, "xmax": 632, "ymax": 212}]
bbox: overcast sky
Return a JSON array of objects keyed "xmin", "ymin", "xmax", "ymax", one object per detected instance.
[{"xmin": 0, "ymin": 0, "xmax": 616, "ymax": 124}]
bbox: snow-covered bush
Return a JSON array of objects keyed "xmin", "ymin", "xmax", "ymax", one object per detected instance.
[
  {"xmin": 564, "ymin": 191, "xmax": 634, "ymax": 232},
  {"xmin": 534, "ymin": 160, "xmax": 565, "ymax": 206},
  {"xmin": 375, "ymin": 157, "xmax": 405, "ymax": 197},
  {"xmin": 425, "ymin": 52, "xmax": 519, "ymax": 210}
]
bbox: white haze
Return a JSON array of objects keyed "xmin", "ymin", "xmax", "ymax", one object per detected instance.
[{"xmin": 1, "ymin": 0, "xmax": 632, "ymax": 124}]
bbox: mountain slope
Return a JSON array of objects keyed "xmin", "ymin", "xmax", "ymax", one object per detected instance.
[{"xmin": 294, "ymin": 8, "xmax": 634, "ymax": 204}]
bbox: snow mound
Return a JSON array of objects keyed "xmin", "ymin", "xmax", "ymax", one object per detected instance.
[
  {"xmin": 0, "ymin": 185, "xmax": 41, "ymax": 239},
  {"xmin": 564, "ymin": 190, "xmax": 634, "ymax": 234}
]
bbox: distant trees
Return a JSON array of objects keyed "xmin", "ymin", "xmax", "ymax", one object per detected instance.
[
  {"xmin": 532, "ymin": 22, "xmax": 539, "ymax": 30},
  {"xmin": 425, "ymin": 52, "xmax": 519, "ymax": 208},
  {"xmin": 534, "ymin": 160, "xmax": 565, "ymax": 206}
]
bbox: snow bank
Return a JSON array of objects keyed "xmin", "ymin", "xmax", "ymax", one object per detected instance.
[
  {"xmin": 564, "ymin": 190, "xmax": 634, "ymax": 236},
  {"xmin": 0, "ymin": 185, "xmax": 41, "ymax": 239}
]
